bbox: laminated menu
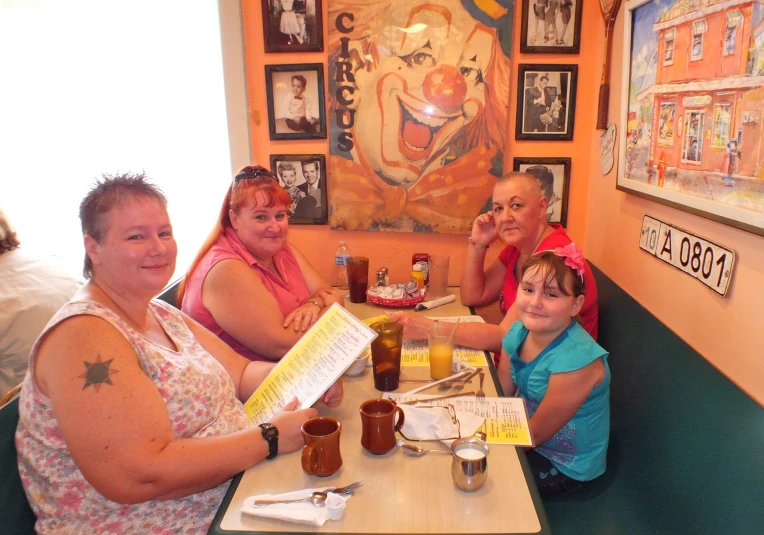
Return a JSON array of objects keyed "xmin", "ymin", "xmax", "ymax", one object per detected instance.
[
  {"xmin": 387, "ymin": 394, "xmax": 534, "ymax": 447},
  {"xmin": 244, "ymin": 303, "xmax": 377, "ymax": 426}
]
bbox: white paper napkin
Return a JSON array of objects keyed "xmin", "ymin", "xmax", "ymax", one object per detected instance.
[
  {"xmin": 398, "ymin": 404, "xmax": 485, "ymax": 446},
  {"xmin": 240, "ymin": 488, "xmax": 350, "ymax": 527},
  {"xmin": 415, "ymin": 294, "xmax": 456, "ymax": 311}
]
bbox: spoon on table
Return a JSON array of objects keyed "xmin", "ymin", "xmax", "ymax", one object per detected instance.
[{"xmin": 401, "ymin": 444, "xmax": 453, "ymax": 457}]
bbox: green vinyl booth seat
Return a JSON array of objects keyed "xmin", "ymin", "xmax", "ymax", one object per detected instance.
[
  {"xmin": 1, "ymin": 396, "xmax": 36, "ymax": 534},
  {"xmin": 543, "ymin": 264, "xmax": 764, "ymax": 535}
]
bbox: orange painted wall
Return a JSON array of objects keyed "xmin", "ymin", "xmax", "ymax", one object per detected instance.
[
  {"xmin": 585, "ymin": 5, "xmax": 764, "ymax": 406},
  {"xmin": 240, "ymin": 0, "xmax": 601, "ymax": 285}
]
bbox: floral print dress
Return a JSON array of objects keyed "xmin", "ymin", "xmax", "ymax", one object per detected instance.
[{"xmin": 16, "ymin": 300, "xmax": 250, "ymax": 534}]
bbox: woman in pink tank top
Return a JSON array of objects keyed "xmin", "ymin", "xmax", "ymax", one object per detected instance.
[
  {"xmin": 178, "ymin": 165, "xmax": 344, "ymax": 361},
  {"xmin": 16, "ymin": 173, "xmax": 343, "ymax": 534}
]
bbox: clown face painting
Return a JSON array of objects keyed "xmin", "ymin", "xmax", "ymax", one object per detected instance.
[{"xmin": 328, "ymin": 0, "xmax": 512, "ymax": 232}]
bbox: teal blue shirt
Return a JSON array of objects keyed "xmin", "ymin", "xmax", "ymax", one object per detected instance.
[{"xmin": 504, "ymin": 321, "xmax": 610, "ymax": 481}]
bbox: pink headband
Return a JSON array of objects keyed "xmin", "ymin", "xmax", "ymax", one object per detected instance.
[{"xmin": 539, "ymin": 242, "xmax": 586, "ymax": 281}]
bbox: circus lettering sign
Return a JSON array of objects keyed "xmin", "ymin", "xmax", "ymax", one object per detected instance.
[{"xmin": 327, "ymin": 0, "xmax": 513, "ymax": 233}]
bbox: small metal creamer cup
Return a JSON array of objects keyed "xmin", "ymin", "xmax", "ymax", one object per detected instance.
[{"xmin": 450, "ymin": 437, "xmax": 489, "ymax": 492}]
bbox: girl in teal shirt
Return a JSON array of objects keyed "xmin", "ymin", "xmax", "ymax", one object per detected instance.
[{"xmin": 497, "ymin": 244, "xmax": 610, "ymax": 496}]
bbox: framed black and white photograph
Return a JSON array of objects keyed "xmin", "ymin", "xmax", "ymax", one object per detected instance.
[
  {"xmin": 265, "ymin": 64, "xmax": 327, "ymax": 140},
  {"xmin": 515, "ymin": 64, "xmax": 577, "ymax": 141},
  {"xmin": 270, "ymin": 154, "xmax": 327, "ymax": 224},
  {"xmin": 513, "ymin": 157, "xmax": 571, "ymax": 227},
  {"xmin": 261, "ymin": 0, "xmax": 324, "ymax": 53},
  {"xmin": 520, "ymin": 0, "xmax": 583, "ymax": 53}
]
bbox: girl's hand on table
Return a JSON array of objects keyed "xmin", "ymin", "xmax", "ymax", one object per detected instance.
[
  {"xmin": 270, "ymin": 398, "xmax": 319, "ymax": 453},
  {"xmin": 283, "ymin": 301, "xmax": 322, "ymax": 331},
  {"xmin": 317, "ymin": 379, "xmax": 344, "ymax": 408},
  {"xmin": 390, "ymin": 312, "xmax": 435, "ymax": 340}
]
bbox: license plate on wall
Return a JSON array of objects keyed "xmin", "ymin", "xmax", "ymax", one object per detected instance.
[{"xmin": 639, "ymin": 216, "xmax": 735, "ymax": 296}]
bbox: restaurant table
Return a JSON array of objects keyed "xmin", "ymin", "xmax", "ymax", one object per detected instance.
[{"xmin": 210, "ymin": 288, "xmax": 551, "ymax": 534}]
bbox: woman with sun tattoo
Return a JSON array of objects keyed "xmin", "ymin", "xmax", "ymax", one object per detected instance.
[{"xmin": 14, "ymin": 173, "xmax": 343, "ymax": 534}]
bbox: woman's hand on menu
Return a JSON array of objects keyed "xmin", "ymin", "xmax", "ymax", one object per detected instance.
[
  {"xmin": 283, "ymin": 302, "xmax": 322, "ymax": 331},
  {"xmin": 470, "ymin": 212, "xmax": 497, "ymax": 248},
  {"xmin": 390, "ymin": 312, "xmax": 434, "ymax": 340},
  {"xmin": 270, "ymin": 398, "xmax": 319, "ymax": 453},
  {"xmin": 318, "ymin": 379, "xmax": 344, "ymax": 408}
]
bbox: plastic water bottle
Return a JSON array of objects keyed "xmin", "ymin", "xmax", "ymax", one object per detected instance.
[{"xmin": 334, "ymin": 241, "xmax": 351, "ymax": 289}]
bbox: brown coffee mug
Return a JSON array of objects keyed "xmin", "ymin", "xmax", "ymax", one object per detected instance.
[
  {"xmin": 360, "ymin": 398, "xmax": 405, "ymax": 455},
  {"xmin": 301, "ymin": 417, "xmax": 342, "ymax": 477}
]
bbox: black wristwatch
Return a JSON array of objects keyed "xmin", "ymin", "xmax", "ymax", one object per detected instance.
[{"xmin": 259, "ymin": 423, "xmax": 279, "ymax": 460}]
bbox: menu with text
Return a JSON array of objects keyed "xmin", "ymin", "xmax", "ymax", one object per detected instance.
[
  {"xmin": 388, "ymin": 394, "xmax": 533, "ymax": 446},
  {"xmin": 244, "ymin": 303, "xmax": 377, "ymax": 426}
]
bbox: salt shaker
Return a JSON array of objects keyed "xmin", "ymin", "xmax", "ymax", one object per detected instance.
[{"xmin": 375, "ymin": 269, "xmax": 386, "ymax": 286}]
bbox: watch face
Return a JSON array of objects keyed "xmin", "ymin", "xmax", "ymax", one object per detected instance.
[
  {"xmin": 260, "ymin": 423, "xmax": 279, "ymax": 459},
  {"xmin": 261, "ymin": 423, "xmax": 277, "ymax": 437}
]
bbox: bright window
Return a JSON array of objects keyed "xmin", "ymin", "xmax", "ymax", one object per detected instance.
[
  {"xmin": 0, "ymin": 1, "xmax": 232, "ymax": 282},
  {"xmin": 712, "ymin": 104, "xmax": 732, "ymax": 148},
  {"xmin": 691, "ymin": 19, "xmax": 707, "ymax": 60},
  {"xmin": 664, "ymin": 28, "xmax": 675, "ymax": 65},
  {"xmin": 725, "ymin": 11, "xmax": 743, "ymax": 55}
]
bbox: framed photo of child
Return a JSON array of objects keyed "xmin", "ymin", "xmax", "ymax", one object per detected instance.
[
  {"xmin": 261, "ymin": 0, "xmax": 324, "ymax": 53},
  {"xmin": 515, "ymin": 64, "xmax": 578, "ymax": 141},
  {"xmin": 265, "ymin": 63, "xmax": 327, "ymax": 140},
  {"xmin": 513, "ymin": 157, "xmax": 572, "ymax": 228},
  {"xmin": 520, "ymin": 0, "xmax": 583, "ymax": 54},
  {"xmin": 270, "ymin": 153, "xmax": 328, "ymax": 224}
]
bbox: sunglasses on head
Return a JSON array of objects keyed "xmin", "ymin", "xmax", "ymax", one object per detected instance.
[{"xmin": 234, "ymin": 167, "xmax": 278, "ymax": 183}]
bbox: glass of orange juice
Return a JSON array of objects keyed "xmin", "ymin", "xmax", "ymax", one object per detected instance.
[{"xmin": 428, "ymin": 322, "xmax": 455, "ymax": 380}]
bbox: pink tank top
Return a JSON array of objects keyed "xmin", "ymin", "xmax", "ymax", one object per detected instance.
[
  {"xmin": 15, "ymin": 300, "xmax": 250, "ymax": 535},
  {"xmin": 182, "ymin": 228, "xmax": 311, "ymax": 361}
]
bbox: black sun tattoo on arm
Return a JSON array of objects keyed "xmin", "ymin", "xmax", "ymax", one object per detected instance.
[{"xmin": 78, "ymin": 355, "xmax": 119, "ymax": 393}]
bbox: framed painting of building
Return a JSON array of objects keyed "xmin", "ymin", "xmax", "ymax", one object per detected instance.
[
  {"xmin": 618, "ymin": 0, "xmax": 764, "ymax": 237},
  {"xmin": 325, "ymin": 0, "xmax": 514, "ymax": 233}
]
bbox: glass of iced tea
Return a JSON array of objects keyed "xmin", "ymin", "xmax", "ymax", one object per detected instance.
[
  {"xmin": 370, "ymin": 321, "xmax": 403, "ymax": 391},
  {"xmin": 428, "ymin": 322, "xmax": 455, "ymax": 380},
  {"xmin": 346, "ymin": 256, "xmax": 369, "ymax": 304}
]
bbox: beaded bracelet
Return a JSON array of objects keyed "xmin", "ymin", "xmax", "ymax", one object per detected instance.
[
  {"xmin": 307, "ymin": 299, "xmax": 323, "ymax": 309},
  {"xmin": 467, "ymin": 237, "xmax": 491, "ymax": 249}
]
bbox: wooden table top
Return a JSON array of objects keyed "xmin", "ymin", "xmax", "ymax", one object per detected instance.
[{"xmin": 210, "ymin": 288, "xmax": 550, "ymax": 534}]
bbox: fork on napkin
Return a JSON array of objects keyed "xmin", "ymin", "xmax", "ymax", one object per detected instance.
[{"xmin": 241, "ymin": 488, "xmax": 350, "ymax": 526}]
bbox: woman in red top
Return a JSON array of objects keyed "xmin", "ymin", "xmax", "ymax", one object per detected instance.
[
  {"xmin": 393, "ymin": 172, "xmax": 597, "ymax": 359},
  {"xmin": 177, "ymin": 166, "xmax": 344, "ymax": 361}
]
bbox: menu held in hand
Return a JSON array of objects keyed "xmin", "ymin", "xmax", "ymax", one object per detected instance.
[{"xmin": 244, "ymin": 303, "xmax": 377, "ymax": 426}]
